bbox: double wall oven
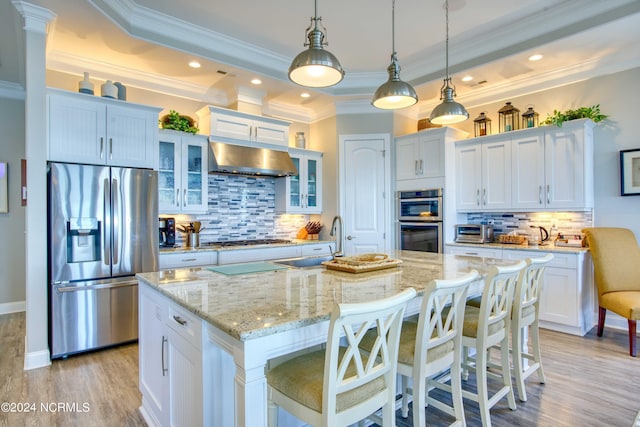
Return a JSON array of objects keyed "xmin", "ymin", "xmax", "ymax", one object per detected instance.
[{"xmin": 397, "ymin": 188, "xmax": 443, "ymax": 253}]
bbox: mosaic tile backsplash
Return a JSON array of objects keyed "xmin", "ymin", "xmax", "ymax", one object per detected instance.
[
  {"xmin": 171, "ymin": 175, "xmax": 309, "ymax": 244},
  {"xmin": 464, "ymin": 211, "xmax": 593, "ymax": 238}
]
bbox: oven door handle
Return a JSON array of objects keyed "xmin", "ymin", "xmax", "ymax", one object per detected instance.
[
  {"xmin": 399, "ymin": 222, "xmax": 442, "ymax": 226},
  {"xmin": 399, "ymin": 197, "xmax": 441, "ymax": 202}
]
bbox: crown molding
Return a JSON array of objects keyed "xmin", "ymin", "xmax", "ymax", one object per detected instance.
[
  {"xmin": 0, "ymin": 80, "xmax": 25, "ymax": 100},
  {"xmin": 12, "ymin": 1, "xmax": 56, "ymax": 34},
  {"xmin": 46, "ymin": 50, "xmax": 228, "ymax": 105}
]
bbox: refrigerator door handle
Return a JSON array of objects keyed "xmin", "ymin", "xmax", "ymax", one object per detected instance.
[
  {"xmin": 56, "ymin": 280, "xmax": 138, "ymax": 293},
  {"xmin": 112, "ymin": 177, "xmax": 119, "ymax": 264},
  {"xmin": 103, "ymin": 177, "xmax": 111, "ymax": 265}
]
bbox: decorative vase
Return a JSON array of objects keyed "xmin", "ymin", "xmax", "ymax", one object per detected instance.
[
  {"xmin": 295, "ymin": 132, "xmax": 306, "ymax": 148},
  {"xmin": 78, "ymin": 72, "xmax": 94, "ymax": 95},
  {"xmin": 114, "ymin": 82, "xmax": 126, "ymax": 101},
  {"xmin": 101, "ymin": 80, "xmax": 117, "ymax": 99}
]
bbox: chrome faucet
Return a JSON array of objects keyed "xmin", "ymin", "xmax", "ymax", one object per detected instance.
[{"xmin": 329, "ymin": 215, "xmax": 344, "ymax": 257}]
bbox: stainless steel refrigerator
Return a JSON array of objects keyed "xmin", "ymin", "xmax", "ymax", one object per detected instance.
[{"xmin": 48, "ymin": 162, "xmax": 158, "ymax": 358}]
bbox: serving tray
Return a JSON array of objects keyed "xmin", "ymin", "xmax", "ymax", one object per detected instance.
[{"xmin": 321, "ymin": 257, "xmax": 402, "ymax": 273}]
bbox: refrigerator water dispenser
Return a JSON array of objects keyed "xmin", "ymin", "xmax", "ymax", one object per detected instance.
[{"xmin": 67, "ymin": 217, "xmax": 100, "ymax": 263}]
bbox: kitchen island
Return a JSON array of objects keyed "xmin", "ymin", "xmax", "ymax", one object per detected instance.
[{"xmin": 136, "ymin": 251, "xmax": 521, "ymax": 427}]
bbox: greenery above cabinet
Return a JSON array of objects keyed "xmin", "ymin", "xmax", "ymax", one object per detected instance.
[
  {"xmin": 158, "ymin": 130, "xmax": 208, "ymax": 214},
  {"xmin": 275, "ymin": 148, "xmax": 323, "ymax": 214}
]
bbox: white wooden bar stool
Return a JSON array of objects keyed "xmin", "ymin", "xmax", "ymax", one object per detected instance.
[
  {"xmin": 460, "ymin": 261, "xmax": 525, "ymax": 427},
  {"xmin": 391, "ymin": 270, "xmax": 480, "ymax": 427},
  {"xmin": 266, "ymin": 288, "xmax": 416, "ymax": 427},
  {"xmin": 511, "ymin": 253, "xmax": 553, "ymax": 401}
]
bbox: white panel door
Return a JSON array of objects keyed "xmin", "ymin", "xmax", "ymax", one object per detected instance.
[{"xmin": 341, "ymin": 134, "xmax": 390, "ymax": 255}]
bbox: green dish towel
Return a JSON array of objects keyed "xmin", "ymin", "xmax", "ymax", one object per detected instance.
[{"xmin": 206, "ymin": 262, "xmax": 288, "ymax": 276}]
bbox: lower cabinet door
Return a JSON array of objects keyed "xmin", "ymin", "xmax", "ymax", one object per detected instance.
[
  {"xmin": 167, "ymin": 327, "xmax": 203, "ymax": 427},
  {"xmin": 538, "ymin": 265, "xmax": 579, "ymax": 327}
]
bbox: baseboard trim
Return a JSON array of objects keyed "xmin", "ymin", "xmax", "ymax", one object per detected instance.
[
  {"xmin": 0, "ymin": 300, "xmax": 26, "ymax": 315},
  {"xmin": 23, "ymin": 336, "xmax": 51, "ymax": 371}
]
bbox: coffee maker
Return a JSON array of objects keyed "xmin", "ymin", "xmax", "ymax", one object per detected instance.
[{"xmin": 159, "ymin": 217, "xmax": 175, "ymax": 247}]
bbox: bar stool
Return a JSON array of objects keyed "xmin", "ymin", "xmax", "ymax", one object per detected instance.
[
  {"xmin": 460, "ymin": 261, "xmax": 525, "ymax": 427},
  {"xmin": 266, "ymin": 288, "xmax": 416, "ymax": 427},
  {"xmin": 393, "ymin": 270, "xmax": 480, "ymax": 427}
]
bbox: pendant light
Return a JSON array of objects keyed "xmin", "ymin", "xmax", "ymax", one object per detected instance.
[
  {"xmin": 372, "ymin": 0, "xmax": 418, "ymax": 110},
  {"xmin": 289, "ymin": 0, "xmax": 345, "ymax": 88},
  {"xmin": 430, "ymin": 0, "xmax": 469, "ymax": 125}
]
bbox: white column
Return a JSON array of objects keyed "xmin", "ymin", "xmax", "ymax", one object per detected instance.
[{"xmin": 12, "ymin": 1, "xmax": 56, "ymax": 370}]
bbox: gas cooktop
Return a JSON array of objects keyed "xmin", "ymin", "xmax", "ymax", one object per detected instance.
[{"xmin": 203, "ymin": 239, "xmax": 292, "ymax": 247}]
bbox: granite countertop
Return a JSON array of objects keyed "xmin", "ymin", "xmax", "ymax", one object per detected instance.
[
  {"xmin": 136, "ymin": 250, "xmax": 521, "ymax": 342},
  {"xmin": 160, "ymin": 239, "xmax": 334, "ymax": 254},
  {"xmin": 446, "ymin": 241, "xmax": 589, "ymax": 253}
]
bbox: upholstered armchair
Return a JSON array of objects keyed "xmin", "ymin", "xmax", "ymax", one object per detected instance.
[{"xmin": 583, "ymin": 227, "xmax": 640, "ymax": 357}]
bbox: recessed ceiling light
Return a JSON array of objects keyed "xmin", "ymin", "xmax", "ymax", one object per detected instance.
[
  {"xmin": 300, "ymin": 92, "xmax": 311, "ymax": 98},
  {"xmin": 188, "ymin": 61, "xmax": 201, "ymax": 69},
  {"xmin": 251, "ymin": 78, "xmax": 262, "ymax": 85},
  {"xmin": 528, "ymin": 54, "xmax": 543, "ymax": 61},
  {"xmin": 462, "ymin": 75, "xmax": 473, "ymax": 82}
]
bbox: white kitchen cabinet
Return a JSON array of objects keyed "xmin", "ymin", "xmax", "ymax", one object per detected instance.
[
  {"xmin": 502, "ymin": 248, "xmax": 594, "ymax": 336},
  {"xmin": 196, "ymin": 105, "xmax": 290, "ymax": 147},
  {"xmin": 395, "ymin": 127, "xmax": 468, "ymax": 188},
  {"xmin": 159, "ymin": 251, "xmax": 217, "ymax": 269},
  {"xmin": 455, "ymin": 136, "xmax": 512, "ymax": 211},
  {"xmin": 48, "ymin": 89, "xmax": 160, "ymax": 168},
  {"xmin": 446, "ymin": 244, "xmax": 503, "ymax": 259},
  {"xmin": 158, "ymin": 130, "xmax": 208, "ymax": 214},
  {"xmin": 300, "ymin": 242, "xmax": 335, "ymax": 257},
  {"xmin": 511, "ymin": 119, "xmax": 594, "ymax": 210},
  {"xmin": 217, "ymin": 245, "xmax": 301, "ymax": 265},
  {"xmin": 139, "ymin": 282, "xmax": 205, "ymax": 427},
  {"xmin": 275, "ymin": 148, "xmax": 323, "ymax": 214}
]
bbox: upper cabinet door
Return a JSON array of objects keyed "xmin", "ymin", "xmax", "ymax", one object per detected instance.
[
  {"xmin": 275, "ymin": 149, "xmax": 323, "ymax": 214},
  {"xmin": 210, "ymin": 113, "xmax": 253, "ymax": 141},
  {"xmin": 511, "ymin": 133, "xmax": 545, "ymax": 209},
  {"xmin": 455, "ymin": 142, "xmax": 482, "ymax": 211},
  {"xmin": 158, "ymin": 130, "xmax": 208, "ymax": 214},
  {"xmin": 49, "ymin": 93, "xmax": 107, "ymax": 165},
  {"xmin": 395, "ymin": 136, "xmax": 422, "ymax": 181},
  {"xmin": 482, "ymin": 138, "xmax": 512, "ymax": 210},
  {"xmin": 48, "ymin": 89, "xmax": 160, "ymax": 168}
]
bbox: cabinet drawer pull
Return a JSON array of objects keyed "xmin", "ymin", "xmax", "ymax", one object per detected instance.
[
  {"xmin": 312, "ymin": 247, "xmax": 322, "ymax": 251},
  {"xmin": 161, "ymin": 336, "xmax": 168, "ymax": 376},
  {"xmin": 181, "ymin": 258, "xmax": 197, "ymax": 262},
  {"xmin": 173, "ymin": 315, "xmax": 187, "ymax": 326}
]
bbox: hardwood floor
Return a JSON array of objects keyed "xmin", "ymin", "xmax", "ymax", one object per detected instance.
[
  {"xmin": 0, "ymin": 312, "xmax": 145, "ymax": 427},
  {"xmin": 1, "ymin": 311, "xmax": 638, "ymax": 426}
]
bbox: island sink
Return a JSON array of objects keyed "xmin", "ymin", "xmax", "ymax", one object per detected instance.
[{"xmin": 273, "ymin": 255, "xmax": 334, "ymax": 268}]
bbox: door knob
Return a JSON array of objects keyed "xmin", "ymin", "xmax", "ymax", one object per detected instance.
[{"xmin": 346, "ymin": 235, "xmax": 355, "ymax": 240}]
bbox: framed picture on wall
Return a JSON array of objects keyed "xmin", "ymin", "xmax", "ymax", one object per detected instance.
[
  {"xmin": 620, "ymin": 149, "xmax": 640, "ymax": 196},
  {"xmin": 0, "ymin": 162, "xmax": 7, "ymax": 212}
]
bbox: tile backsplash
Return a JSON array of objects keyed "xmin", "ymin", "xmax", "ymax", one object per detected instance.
[
  {"xmin": 171, "ymin": 174, "xmax": 309, "ymax": 244},
  {"xmin": 465, "ymin": 211, "xmax": 593, "ymax": 237}
]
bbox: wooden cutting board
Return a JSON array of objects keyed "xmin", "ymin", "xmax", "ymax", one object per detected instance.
[{"xmin": 322, "ymin": 258, "xmax": 402, "ymax": 273}]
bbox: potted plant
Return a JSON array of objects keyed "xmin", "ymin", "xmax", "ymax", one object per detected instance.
[
  {"xmin": 540, "ymin": 104, "xmax": 608, "ymax": 127},
  {"xmin": 160, "ymin": 110, "xmax": 199, "ymax": 134}
]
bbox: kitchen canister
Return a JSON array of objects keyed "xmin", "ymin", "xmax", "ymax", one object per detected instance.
[
  {"xmin": 78, "ymin": 72, "xmax": 94, "ymax": 95},
  {"xmin": 295, "ymin": 132, "xmax": 306, "ymax": 149},
  {"xmin": 101, "ymin": 80, "xmax": 117, "ymax": 99},
  {"xmin": 114, "ymin": 82, "xmax": 126, "ymax": 101}
]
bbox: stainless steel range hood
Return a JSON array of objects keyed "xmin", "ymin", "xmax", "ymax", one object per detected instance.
[{"xmin": 208, "ymin": 142, "xmax": 298, "ymax": 177}]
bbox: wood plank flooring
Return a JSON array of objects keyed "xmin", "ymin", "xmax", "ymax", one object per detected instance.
[{"xmin": 1, "ymin": 311, "xmax": 638, "ymax": 426}]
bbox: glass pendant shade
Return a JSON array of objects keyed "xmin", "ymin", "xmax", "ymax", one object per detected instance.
[
  {"xmin": 430, "ymin": 81, "xmax": 469, "ymax": 124},
  {"xmin": 289, "ymin": 3, "xmax": 344, "ymax": 88},
  {"xmin": 372, "ymin": 56, "xmax": 418, "ymax": 109}
]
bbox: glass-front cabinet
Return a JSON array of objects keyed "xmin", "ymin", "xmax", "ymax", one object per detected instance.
[
  {"xmin": 276, "ymin": 148, "xmax": 322, "ymax": 214},
  {"xmin": 159, "ymin": 130, "xmax": 208, "ymax": 213}
]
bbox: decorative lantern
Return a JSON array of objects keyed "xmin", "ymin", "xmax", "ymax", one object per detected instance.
[
  {"xmin": 521, "ymin": 105, "xmax": 539, "ymax": 128},
  {"xmin": 498, "ymin": 102, "xmax": 520, "ymax": 132},
  {"xmin": 473, "ymin": 112, "xmax": 492, "ymax": 137}
]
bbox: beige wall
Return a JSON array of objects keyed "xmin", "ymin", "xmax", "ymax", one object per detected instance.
[{"xmin": 0, "ymin": 97, "xmax": 26, "ymax": 309}]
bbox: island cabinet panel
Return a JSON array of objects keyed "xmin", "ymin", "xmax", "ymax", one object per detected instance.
[
  {"xmin": 48, "ymin": 89, "xmax": 160, "ymax": 168},
  {"xmin": 138, "ymin": 283, "xmax": 205, "ymax": 427}
]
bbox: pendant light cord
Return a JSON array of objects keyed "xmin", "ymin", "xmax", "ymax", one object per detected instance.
[
  {"xmin": 392, "ymin": 0, "xmax": 396, "ymax": 56},
  {"xmin": 445, "ymin": 0, "xmax": 450, "ymax": 81}
]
